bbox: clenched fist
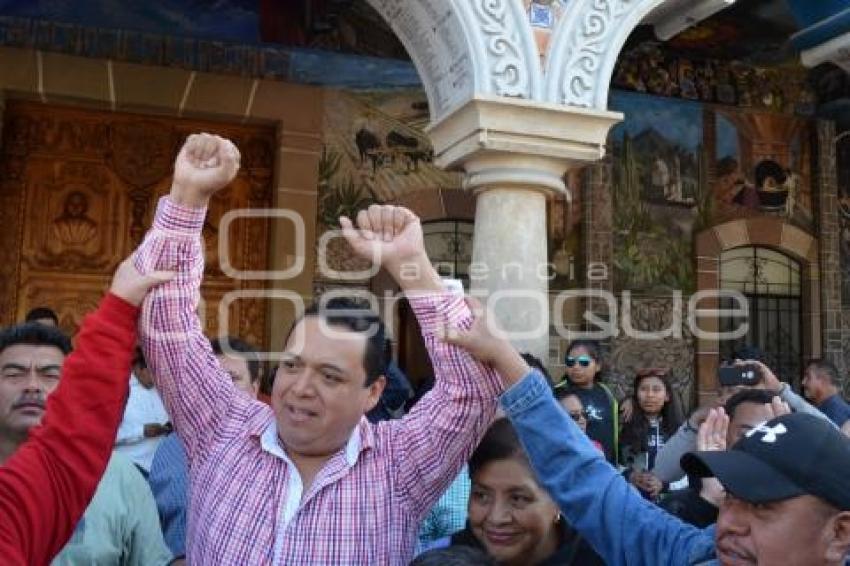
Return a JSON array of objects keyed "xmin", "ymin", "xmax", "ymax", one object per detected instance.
[{"xmin": 171, "ymin": 133, "xmax": 241, "ymax": 208}]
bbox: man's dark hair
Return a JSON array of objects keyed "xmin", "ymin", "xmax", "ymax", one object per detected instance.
[
  {"xmin": 521, "ymin": 352, "xmax": 553, "ymax": 386},
  {"xmin": 283, "ymin": 296, "xmax": 386, "ymax": 386},
  {"xmin": 724, "ymin": 388, "xmax": 779, "ymax": 420},
  {"xmin": 409, "ymin": 546, "xmax": 497, "ymax": 566},
  {"xmin": 210, "ymin": 336, "xmax": 261, "ymax": 383},
  {"xmin": 0, "ymin": 322, "xmax": 72, "ymax": 357},
  {"xmin": 133, "ymin": 347, "xmax": 147, "ymax": 370},
  {"xmin": 805, "ymin": 358, "xmax": 840, "ymax": 386},
  {"xmin": 731, "ymin": 345, "xmax": 765, "ymax": 362},
  {"xmin": 468, "ymin": 418, "xmax": 527, "ymax": 479},
  {"xmin": 24, "ymin": 307, "xmax": 59, "ymax": 326}
]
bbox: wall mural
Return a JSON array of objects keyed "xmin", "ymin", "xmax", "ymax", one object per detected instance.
[
  {"xmin": 0, "ymin": 2, "xmax": 420, "ymax": 88},
  {"xmin": 609, "ymin": 91, "xmax": 706, "ymax": 293},
  {"xmin": 713, "ymin": 109, "xmax": 813, "ymax": 228},
  {"xmin": 613, "ymin": 41, "xmax": 816, "ymax": 116},
  {"xmin": 609, "ymin": 89, "xmax": 815, "ymax": 293},
  {"xmin": 316, "ymin": 89, "xmax": 462, "ymax": 282}
]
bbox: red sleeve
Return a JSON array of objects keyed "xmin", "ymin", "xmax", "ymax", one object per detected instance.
[{"xmin": 0, "ymin": 293, "xmax": 138, "ymax": 566}]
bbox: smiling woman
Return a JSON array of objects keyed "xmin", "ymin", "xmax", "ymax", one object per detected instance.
[{"xmin": 438, "ymin": 418, "xmax": 603, "ymax": 566}]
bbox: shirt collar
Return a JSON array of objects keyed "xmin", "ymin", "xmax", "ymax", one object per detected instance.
[{"xmin": 259, "ymin": 420, "xmax": 363, "ymax": 467}]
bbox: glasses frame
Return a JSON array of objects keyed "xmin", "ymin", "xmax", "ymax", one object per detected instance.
[{"xmin": 565, "ymin": 355, "xmax": 593, "ymax": 368}]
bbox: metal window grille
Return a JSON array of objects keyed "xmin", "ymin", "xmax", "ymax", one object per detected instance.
[{"xmin": 719, "ymin": 246, "xmax": 803, "ymax": 387}]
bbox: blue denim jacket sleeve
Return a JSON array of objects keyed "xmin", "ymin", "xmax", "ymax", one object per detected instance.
[{"xmin": 500, "ymin": 370, "xmax": 717, "ymax": 566}]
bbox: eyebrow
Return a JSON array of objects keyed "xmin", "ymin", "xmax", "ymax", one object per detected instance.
[
  {"xmin": 1, "ymin": 363, "xmax": 62, "ymax": 373},
  {"xmin": 318, "ymin": 363, "xmax": 347, "ymax": 376},
  {"xmin": 281, "ymin": 355, "xmax": 347, "ymax": 376}
]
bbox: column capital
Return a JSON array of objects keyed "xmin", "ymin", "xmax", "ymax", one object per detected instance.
[{"xmin": 426, "ymin": 94, "xmax": 622, "ymax": 195}]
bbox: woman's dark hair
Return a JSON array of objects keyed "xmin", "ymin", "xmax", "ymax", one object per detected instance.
[
  {"xmin": 619, "ymin": 369, "xmax": 683, "ymax": 456},
  {"xmin": 521, "ymin": 352, "xmax": 553, "ymax": 386},
  {"xmin": 468, "ymin": 418, "xmax": 529, "ymax": 479},
  {"xmin": 410, "ymin": 546, "xmax": 497, "ymax": 566},
  {"xmin": 565, "ymin": 339, "xmax": 601, "ymax": 362},
  {"xmin": 554, "ymin": 386, "xmax": 580, "ymax": 401}
]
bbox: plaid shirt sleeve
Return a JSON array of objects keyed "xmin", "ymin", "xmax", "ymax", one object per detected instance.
[
  {"xmin": 134, "ymin": 197, "xmax": 242, "ymax": 465},
  {"xmin": 389, "ymin": 293, "xmax": 503, "ymax": 517}
]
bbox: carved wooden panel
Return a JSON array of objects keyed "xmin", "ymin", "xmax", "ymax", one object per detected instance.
[
  {"xmin": 20, "ymin": 273, "xmax": 106, "ymax": 339},
  {"xmin": 23, "ymin": 161, "xmax": 123, "ymax": 272},
  {"xmin": 2, "ymin": 101, "xmax": 275, "ymax": 349},
  {"xmin": 0, "ymin": 153, "xmax": 26, "ymax": 327}
]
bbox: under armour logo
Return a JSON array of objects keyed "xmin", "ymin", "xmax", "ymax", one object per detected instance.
[{"xmin": 745, "ymin": 422, "xmax": 788, "ymax": 444}]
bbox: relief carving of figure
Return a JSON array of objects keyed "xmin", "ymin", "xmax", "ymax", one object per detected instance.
[{"xmin": 48, "ymin": 191, "xmax": 99, "ymax": 255}]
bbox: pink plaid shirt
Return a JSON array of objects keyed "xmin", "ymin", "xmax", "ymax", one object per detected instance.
[{"xmin": 135, "ymin": 197, "xmax": 502, "ymax": 565}]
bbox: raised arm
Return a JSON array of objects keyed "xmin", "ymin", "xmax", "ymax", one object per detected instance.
[
  {"xmin": 500, "ymin": 372, "xmax": 715, "ymax": 565},
  {"xmin": 748, "ymin": 360, "xmax": 836, "ymax": 427},
  {"xmin": 340, "ymin": 206, "xmax": 503, "ymax": 515},
  {"xmin": 135, "ymin": 133, "xmax": 253, "ymax": 466},
  {"xmin": 0, "ymin": 259, "xmax": 170, "ymax": 566},
  {"xmin": 440, "ymin": 313, "xmax": 716, "ymax": 565},
  {"xmin": 653, "ymin": 417, "xmax": 699, "ymax": 483}
]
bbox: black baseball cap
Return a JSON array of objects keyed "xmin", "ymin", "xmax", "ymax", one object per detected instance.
[{"xmin": 682, "ymin": 413, "xmax": 850, "ymax": 511}]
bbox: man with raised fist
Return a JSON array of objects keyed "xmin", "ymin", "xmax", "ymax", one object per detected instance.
[{"xmin": 133, "ymin": 133, "xmax": 502, "ymax": 564}]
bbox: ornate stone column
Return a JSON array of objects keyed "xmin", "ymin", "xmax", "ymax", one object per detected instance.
[{"xmin": 428, "ymin": 96, "xmax": 620, "ymax": 359}]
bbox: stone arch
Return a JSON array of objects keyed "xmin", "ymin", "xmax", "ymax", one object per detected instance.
[
  {"xmin": 545, "ymin": 0, "xmax": 676, "ymax": 109},
  {"xmin": 365, "ymin": 0, "xmax": 543, "ymax": 122},
  {"xmin": 693, "ymin": 217, "xmax": 820, "ymax": 402}
]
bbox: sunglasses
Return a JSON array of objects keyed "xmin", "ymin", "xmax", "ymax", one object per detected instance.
[
  {"xmin": 568, "ymin": 410, "xmax": 588, "ymax": 422},
  {"xmin": 565, "ymin": 356, "xmax": 593, "ymax": 368}
]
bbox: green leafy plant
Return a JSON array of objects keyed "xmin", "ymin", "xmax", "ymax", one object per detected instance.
[
  {"xmin": 318, "ymin": 178, "xmax": 379, "ymax": 228},
  {"xmin": 316, "ymin": 145, "xmax": 380, "ymax": 228}
]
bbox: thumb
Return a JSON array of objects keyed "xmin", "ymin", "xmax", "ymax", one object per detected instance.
[{"xmin": 339, "ymin": 216, "xmax": 360, "ymax": 246}]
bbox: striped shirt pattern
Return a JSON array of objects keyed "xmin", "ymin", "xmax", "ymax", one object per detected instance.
[
  {"xmin": 135, "ymin": 197, "xmax": 502, "ymax": 565},
  {"xmin": 148, "ymin": 432, "xmax": 189, "ymax": 557}
]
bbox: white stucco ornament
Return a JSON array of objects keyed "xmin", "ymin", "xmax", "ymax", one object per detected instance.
[{"xmin": 367, "ymin": 0, "xmax": 686, "ymax": 119}]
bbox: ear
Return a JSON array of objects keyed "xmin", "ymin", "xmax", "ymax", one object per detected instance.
[
  {"xmin": 363, "ymin": 375, "xmax": 387, "ymax": 413},
  {"xmin": 824, "ymin": 511, "xmax": 850, "ymax": 562}
]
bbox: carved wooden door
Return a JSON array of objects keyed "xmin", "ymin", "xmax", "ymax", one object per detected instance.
[{"xmin": 0, "ymin": 101, "xmax": 275, "ymax": 350}]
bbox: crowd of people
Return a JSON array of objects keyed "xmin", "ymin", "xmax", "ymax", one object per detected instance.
[{"xmin": 1, "ymin": 133, "xmax": 849, "ymax": 565}]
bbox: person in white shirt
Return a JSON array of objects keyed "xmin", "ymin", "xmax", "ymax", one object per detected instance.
[{"xmin": 115, "ymin": 348, "xmax": 171, "ymax": 475}]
